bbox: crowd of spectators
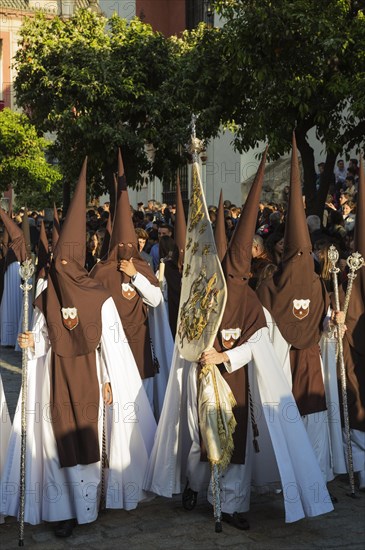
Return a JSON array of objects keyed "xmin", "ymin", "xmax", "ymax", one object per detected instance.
[{"xmin": 0, "ymin": 158, "xmax": 359, "ymax": 289}]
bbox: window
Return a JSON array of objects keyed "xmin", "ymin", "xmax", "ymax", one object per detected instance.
[{"xmin": 186, "ymin": 0, "xmax": 214, "ymax": 30}]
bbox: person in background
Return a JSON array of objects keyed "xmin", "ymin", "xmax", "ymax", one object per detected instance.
[
  {"xmin": 342, "ymin": 200, "xmax": 356, "ymax": 233},
  {"xmin": 149, "ymin": 224, "xmax": 174, "ymax": 271},
  {"xmin": 265, "ymin": 229, "xmax": 285, "ymax": 266},
  {"xmin": 157, "ymin": 235, "xmax": 181, "ymax": 338},
  {"xmin": 85, "ymin": 231, "xmax": 101, "ymax": 272},
  {"xmin": 135, "ymin": 227, "xmax": 154, "ymax": 272},
  {"xmin": 334, "ymin": 159, "xmax": 347, "ymax": 190}
]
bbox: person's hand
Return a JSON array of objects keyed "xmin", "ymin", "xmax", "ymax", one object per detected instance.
[
  {"xmin": 118, "ymin": 258, "xmax": 137, "ymax": 278},
  {"xmin": 200, "ymin": 348, "xmax": 229, "ymax": 366},
  {"xmin": 17, "ymin": 331, "xmax": 35, "ymax": 350},
  {"xmin": 103, "ymin": 382, "xmax": 113, "ymax": 405},
  {"xmin": 325, "ymin": 202, "xmax": 336, "ymax": 210},
  {"xmin": 332, "ymin": 310, "xmax": 346, "ymax": 326},
  {"xmin": 331, "ymin": 310, "xmax": 347, "ymax": 339}
]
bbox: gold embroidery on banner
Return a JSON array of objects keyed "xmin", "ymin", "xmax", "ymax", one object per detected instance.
[
  {"xmin": 178, "ymin": 266, "xmax": 220, "ymax": 345},
  {"xmin": 188, "ymin": 168, "xmax": 204, "ymax": 231},
  {"xmin": 191, "ymin": 242, "xmax": 199, "ymax": 255},
  {"xmin": 199, "ymin": 221, "xmax": 208, "ymax": 234},
  {"xmin": 202, "ymin": 244, "xmax": 211, "ymax": 256}
]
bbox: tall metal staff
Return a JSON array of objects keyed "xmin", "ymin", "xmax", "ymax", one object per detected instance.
[
  {"xmin": 328, "ymin": 246, "xmax": 364, "ymax": 496},
  {"xmin": 18, "ymin": 258, "xmax": 34, "ymax": 546}
]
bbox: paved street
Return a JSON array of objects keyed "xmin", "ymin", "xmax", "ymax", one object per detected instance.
[{"xmin": 1, "ymin": 346, "xmax": 364, "ymax": 549}]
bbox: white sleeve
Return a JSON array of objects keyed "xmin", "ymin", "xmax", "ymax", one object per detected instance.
[
  {"xmin": 29, "ymin": 307, "xmax": 51, "ymax": 359},
  {"xmin": 132, "ymin": 272, "xmax": 162, "ymax": 307},
  {"xmin": 263, "ymin": 306, "xmax": 275, "ymax": 343},
  {"xmin": 155, "ymin": 269, "xmax": 167, "ymax": 301},
  {"xmin": 322, "ymin": 305, "xmax": 333, "ymax": 334},
  {"xmin": 96, "ymin": 342, "xmax": 110, "ymax": 385},
  {"xmin": 224, "ymin": 341, "xmax": 253, "ymax": 373}
]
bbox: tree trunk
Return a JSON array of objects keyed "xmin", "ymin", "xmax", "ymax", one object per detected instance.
[{"xmin": 295, "ymin": 125, "xmax": 317, "ymax": 215}]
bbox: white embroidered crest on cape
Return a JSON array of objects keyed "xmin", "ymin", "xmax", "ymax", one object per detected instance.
[
  {"xmin": 61, "ymin": 307, "xmax": 79, "ymax": 330},
  {"xmin": 121, "ymin": 282, "xmax": 137, "ymax": 300},
  {"xmin": 221, "ymin": 328, "xmax": 241, "ymax": 349},
  {"xmin": 292, "ymin": 299, "xmax": 310, "ymax": 320}
]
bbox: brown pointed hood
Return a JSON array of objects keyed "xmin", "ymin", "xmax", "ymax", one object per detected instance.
[
  {"xmin": 216, "ymin": 148, "xmax": 268, "ymax": 350},
  {"xmin": 99, "ymin": 175, "xmax": 117, "ymax": 260},
  {"xmin": 175, "ymin": 175, "xmax": 187, "ymax": 271},
  {"xmin": 2, "ymin": 205, "xmax": 12, "ymax": 250},
  {"xmin": 117, "ymin": 147, "xmax": 127, "ymax": 192},
  {"xmin": 214, "ymin": 189, "xmax": 227, "ymax": 262},
  {"xmin": 257, "ymin": 134, "xmax": 329, "ymax": 349},
  {"xmin": 344, "ymin": 155, "xmax": 365, "ymax": 354},
  {"xmin": 108, "ymin": 150, "xmax": 137, "ymax": 255},
  {"xmin": 0, "ymin": 207, "xmax": 26, "ymax": 268},
  {"xmin": 36, "ymin": 220, "xmax": 50, "ymax": 280},
  {"xmin": 35, "ymin": 157, "xmax": 110, "ymax": 357},
  {"xmin": 282, "ymin": 135, "xmax": 312, "ymax": 263},
  {"xmin": 52, "ymin": 203, "xmax": 60, "ymax": 252},
  {"xmin": 109, "ymin": 175, "xmax": 117, "ymax": 224},
  {"xmin": 53, "ymin": 158, "xmax": 87, "ymax": 265},
  {"xmin": 90, "ymin": 149, "xmax": 160, "ymax": 378},
  {"xmin": 22, "ymin": 209, "xmax": 32, "ymax": 260}
]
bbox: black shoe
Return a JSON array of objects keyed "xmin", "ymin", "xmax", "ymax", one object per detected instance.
[
  {"xmin": 182, "ymin": 482, "xmax": 198, "ymax": 511},
  {"xmin": 54, "ymin": 519, "xmax": 77, "ymax": 538},
  {"xmin": 221, "ymin": 512, "xmax": 250, "ymax": 530},
  {"xmin": 329, "ymin": 492, "xmax": 338, "ymax": 504}
]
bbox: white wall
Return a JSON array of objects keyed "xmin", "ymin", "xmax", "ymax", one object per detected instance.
[{"xmin": 99, "ymin": 0, "xmax": 136, "ymax": 19}]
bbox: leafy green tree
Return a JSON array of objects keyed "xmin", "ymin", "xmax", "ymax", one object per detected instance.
[
  {"xmin": 14, "ymin": 9, "xmax": 192, "ymax": 211},
  {"xmin": 0, "ymin": 108, "xmax": 62, "ymax": 209},
  {"xmin": 179, "ymin": 1, "xmax": 365, "ymax": 216}
]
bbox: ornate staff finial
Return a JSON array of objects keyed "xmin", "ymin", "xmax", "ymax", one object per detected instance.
[
  {"xmin": 347, "ymin": 251, "xmax": 364, "ymax": 274},
  {"xmin": 19, "ymin": 258, "xmax": 35, "ymax": 286},
  {"xmin": 328, "ymin": 244, "xmax": 340, "ymax": 274},
  {"xmin": 187, "ymin": 113, "xmax": 204, "ymax": 163},
  {"xmin": 343, "ymin": 251, "xmax": 364, "ymax": 316}
]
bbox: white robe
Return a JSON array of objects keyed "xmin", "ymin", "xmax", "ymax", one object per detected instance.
[
  {"xmin": 144, "ymin": 327, "xmax": 334, "ymax": 523},
  {"xmin": 0, "ymin": 297, "xmax": 157, "ymax": 525},
  {"xmin": 130, "ymin": 271, "xmax": 172, "ymax": 419},
  {"xmin": 263, "ymin": 307, "xmax": 338, "ymax": 483},
  {"xmin": 0, "ymin": 375, "xmax": 11, "ymax": 524},
  {"xmin": 0, "ymin": 261, "xmax": 23, "ymax": 346},
  {"xmin": 148, "ymin": 300, "xmax": 174, "ymax": 420}
]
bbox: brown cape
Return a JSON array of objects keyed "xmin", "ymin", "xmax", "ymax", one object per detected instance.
[
  {"xmin": 256, "ymin": 135, "xmax": 329, "ymax": 415},
  {"xmin": 90, "ymin": 149, "xmax": 160, "ymax": 379},
  {"xmin": 35, "ymin": 159, "xmax": 110, "ymax": 467}
]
